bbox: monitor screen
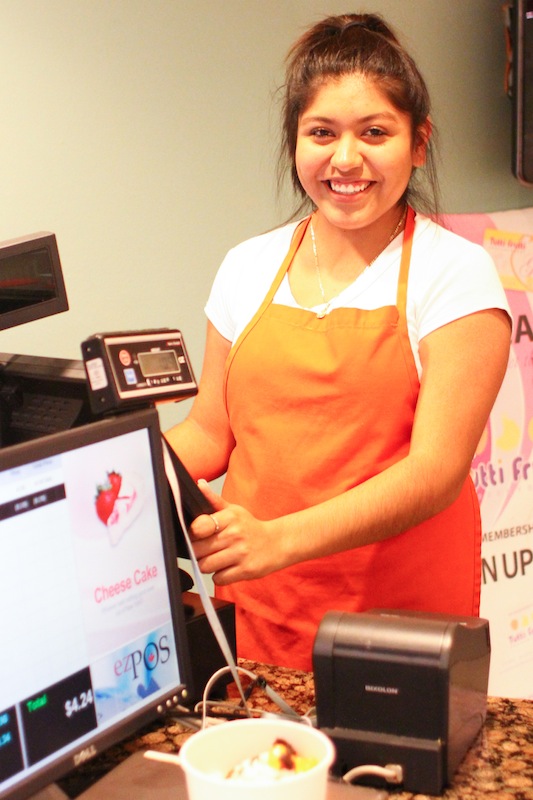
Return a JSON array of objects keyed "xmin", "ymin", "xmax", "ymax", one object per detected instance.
[
  {"xmin": 0, "ymin": 408, "xmax": 191, "ymax": 800},
  {"xmin": 0, "ymin": 233, "xmax": 68, "ymax": 331}
]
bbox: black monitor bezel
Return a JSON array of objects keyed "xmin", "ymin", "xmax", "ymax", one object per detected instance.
[
  {"xmin": 0, "ymin": 407, "xmax": 192, "ymax": 800},
  {"xmin": 0, "ymin": 232, "xmax": 69, "ymax": 332}
]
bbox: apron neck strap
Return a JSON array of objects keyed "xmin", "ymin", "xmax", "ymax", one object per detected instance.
[{"xmin": 396, "ymin": 205, "xmax": 415, "ymax": 315}]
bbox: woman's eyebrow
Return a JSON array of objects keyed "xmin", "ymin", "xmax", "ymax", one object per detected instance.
[{"xmin": 299, "ymin": 111, "xmax": 399, "ymax": 125}]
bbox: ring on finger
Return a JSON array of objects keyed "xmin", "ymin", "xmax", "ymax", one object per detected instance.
[{"xmin": 210, "ymin": 514, "xmax": 220, "ymax": 534}]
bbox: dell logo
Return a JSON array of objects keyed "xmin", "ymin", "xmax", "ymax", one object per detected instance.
[{"xmin": 73, "ymin": 745, "xmax": 98, "ymax": 766}]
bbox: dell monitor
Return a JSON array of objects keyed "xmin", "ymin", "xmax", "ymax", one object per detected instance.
[{"xmin": 0, "ymin": 407, "xmax": 192, "ymax": 800}]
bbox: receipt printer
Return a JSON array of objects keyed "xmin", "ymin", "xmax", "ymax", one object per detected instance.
[{"xmin": 313, "ymin": 609, "xmax": 490, "ymax": 795}]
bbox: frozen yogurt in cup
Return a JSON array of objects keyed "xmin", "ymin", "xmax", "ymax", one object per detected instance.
[{"xmin": 178, "ymin": 717, "xmax": 335, "ymax": 800}]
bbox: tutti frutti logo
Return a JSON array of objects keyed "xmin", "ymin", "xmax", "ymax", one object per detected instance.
[{"xmin": 508, "ymin": 607, "xmax": 533, "ymax": 645}]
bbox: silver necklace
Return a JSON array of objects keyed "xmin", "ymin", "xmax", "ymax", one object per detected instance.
[{"xmin": 309, "ymin": 206, "xmax": 408, "ymax": 319}]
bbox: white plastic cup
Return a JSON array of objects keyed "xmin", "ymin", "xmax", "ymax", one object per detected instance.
[{"xmin": 178, "ymin": 717, "xmax": 335, "ymax": 800}]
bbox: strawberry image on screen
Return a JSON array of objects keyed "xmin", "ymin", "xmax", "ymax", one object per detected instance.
[{"xmin": 95, "ymin": 470, "xmax": 143, "ymax": 546}]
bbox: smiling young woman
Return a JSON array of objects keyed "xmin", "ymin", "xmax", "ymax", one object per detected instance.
[{"xmin": 165, "ymin": 13, "xmax": 512, "ymax": 671}]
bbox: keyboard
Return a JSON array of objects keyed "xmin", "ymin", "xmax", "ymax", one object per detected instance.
[{"xmin": 8, "ymin": 392, "xmax": 86, "ymax": 440}]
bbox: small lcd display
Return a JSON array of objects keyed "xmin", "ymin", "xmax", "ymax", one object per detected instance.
[
  {"xmin": 138, "ymin": 350, "xmax": 181, "ymax": 377},
  {"xmin": 0, "ymin": 248, "xmax": 57, "ymax": 312},
  {"xmin": 0, "ymin": 233, "xmax": 68, "ymax": 331}
]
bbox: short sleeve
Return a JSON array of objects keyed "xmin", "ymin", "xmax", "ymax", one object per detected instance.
[
  {"xmin": 204, "ymin": 222, "xmax": 301, "ymax": 344},
  {"xmin": 409, "ymin": 223, "xmax": 511, "ymax": 345}
]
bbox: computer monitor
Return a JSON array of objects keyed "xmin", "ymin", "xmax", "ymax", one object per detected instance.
[
  {"xmin": 0, "ymin": 407, "xmax": 192, "ymax": 800},
  {"xmin": 0, "ymin": 233, "xmax": 68, "ymax": 331}
]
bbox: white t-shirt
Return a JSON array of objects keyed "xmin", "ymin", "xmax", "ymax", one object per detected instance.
[{"xmin": 205, "ymin": 214, "xmax": 510, "ymax": 376}]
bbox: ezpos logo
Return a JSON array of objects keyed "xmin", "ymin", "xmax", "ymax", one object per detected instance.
[{"xmin": 114, "ymin": 635, "xmax": 172, "ymax": 698}]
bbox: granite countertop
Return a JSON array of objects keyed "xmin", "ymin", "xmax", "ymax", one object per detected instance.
[{"xmin": 59, "ymin": 659, "xmax": 533, "ymax": 799}]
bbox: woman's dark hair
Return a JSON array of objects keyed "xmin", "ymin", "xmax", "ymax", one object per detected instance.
[{"xmin": 278, "ymin": 13, "xmax": 440, "ymax": 218}]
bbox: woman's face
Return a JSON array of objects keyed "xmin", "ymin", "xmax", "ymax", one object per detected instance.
[{"xmin": 295, "ymin": 73, "xmax": 429, "ymax": 234}]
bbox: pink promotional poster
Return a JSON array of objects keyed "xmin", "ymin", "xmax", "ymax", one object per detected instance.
[{"xmin": 447, "ymin": 207, "xmax": 533, "ymax": 699}]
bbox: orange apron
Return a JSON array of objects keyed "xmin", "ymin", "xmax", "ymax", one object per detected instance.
[{"xmin": 217, "ymin": 208, "xmax": 481, "ymax": 670}]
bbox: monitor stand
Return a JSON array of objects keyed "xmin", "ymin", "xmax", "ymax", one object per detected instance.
[
  {"xmin": 76, "ymin": 752, "xmax": 188, "ymax": 799},
  {"xmin": 26, "ymin": 756, "xmax": 188, "ymax": 800}
]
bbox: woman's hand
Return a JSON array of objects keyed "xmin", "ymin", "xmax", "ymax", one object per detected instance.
[{"xmin": 188, "ymin": 480, "xmax": 280, "ymax": 585}]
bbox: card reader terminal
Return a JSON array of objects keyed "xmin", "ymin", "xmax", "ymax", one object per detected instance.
[{"xmin": 81, "ymin": 329, "xmax": 197, "ymax": 413}]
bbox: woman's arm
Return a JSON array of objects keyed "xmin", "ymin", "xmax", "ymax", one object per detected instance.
[
  {"xmin": 190, "ymin": 308, "xmax": 511, "ymax": 584},
  {"xmin": 164, "ymin": 321, "xmax": 234, "ymax": 481}
]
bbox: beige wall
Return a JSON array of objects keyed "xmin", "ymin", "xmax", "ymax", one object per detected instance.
[{"xmin": 0, "ymin": 0, "xmax": 530, "ymax": 430}]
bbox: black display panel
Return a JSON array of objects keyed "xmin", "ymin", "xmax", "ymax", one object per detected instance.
[
  {"xmin": 512, "ymin": 0, "xmax": 533, "ymax": 185},
  {"xmin": 0, "ymin": 233, "xmax": 68, "ymax": 331},
  {"xmin": 0, "ymin": 408, "xmax": 191, "ymax": 800}
]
